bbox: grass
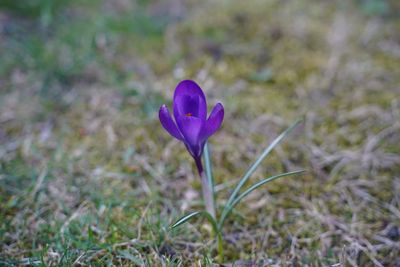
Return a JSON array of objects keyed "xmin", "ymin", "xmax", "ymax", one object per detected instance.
[{"xmin": 1, "ymin": 0, "xmax": 400, "ymax": 265}]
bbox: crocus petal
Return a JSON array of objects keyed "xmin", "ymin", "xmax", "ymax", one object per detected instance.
[
  {"xmin": 176, "ymin": 115, "xmax": 204, "ymax": 156},
  {"xmin": 159, "ymin": 105, "xmax": 184, "ymax": 141},
  {"xmin": 200, "ymin": 103, "xmax": 224, "ymax": 141},
  {"xmin": 174, "ymin": 94, "xmax": 200, "ymax": 118},
  {"xmin": 173, "ymin": 80, "xmax": 207, "ymax": 120}
]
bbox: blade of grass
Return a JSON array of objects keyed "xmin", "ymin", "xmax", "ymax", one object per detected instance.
[
  {"xmin": 223, "ymin": 119, "xmax": 302, "ymax": 215},
  {"xmin": 171, "ymin": 211, "xmax": 202, "ymax": 228},
  {"xmin": 219, "ymin": 170, "xmax": 305, "ymax": 227},
  {"xmin": 171, "ymin": 211, "xmax": 220, "ymax": 237}
]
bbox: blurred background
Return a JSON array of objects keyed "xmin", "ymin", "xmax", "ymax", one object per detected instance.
[{"xmin": 1, "ymin": 0, "xmax": 399, "ymax": 265}]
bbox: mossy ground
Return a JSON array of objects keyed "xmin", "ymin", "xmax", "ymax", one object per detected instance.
[{"xmin": 1, "ymin": 0, "xmax": 399, "ymax": 266}]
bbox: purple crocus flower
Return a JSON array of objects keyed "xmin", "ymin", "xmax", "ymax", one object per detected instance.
[{"xmin": 159, "ymin": 80, "xmax": 224, "ymax": 167}]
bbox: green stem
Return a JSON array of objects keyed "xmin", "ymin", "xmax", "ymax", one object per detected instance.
[
  {"xmin": 217, "ymin": 230, "xmax": 224, "ymax": 263},
  {"xmin": 203, "ymin": 142, "xmax": 216, "ymax": 211},
  {"xmin": 201, "ymin": 211, "xmax": 224, "ymax": 263},
  {"xmin": 195, "ymin": 157, "xmax": 216, "ymax": 219},
  {"xmin": 194, "ymin": 150, "xmax": 222, "ymax": 262}
]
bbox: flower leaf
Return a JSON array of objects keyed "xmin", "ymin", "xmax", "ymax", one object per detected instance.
[
  {"xmin": 171, "ymin": 211, "xmax": 202, "ymax": 228},
  {"xmin": 171, "ymin": 211, "xmax": 220, "ymax": 234},
  {"xmin": 219, "ymin": 170, "xmax": 305, "ymax": 227},
  {"xmin": 224, "ymin": 119, "xmax": 302, "ymax": 212}
]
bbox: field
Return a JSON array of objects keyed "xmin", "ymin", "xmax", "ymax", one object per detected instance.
[{"xmin": 1, "ymin": 0, "xmax": 399, "ymax": 266}]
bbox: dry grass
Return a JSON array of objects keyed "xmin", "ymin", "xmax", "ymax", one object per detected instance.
[{"xmin": 1, "ymin": 0, "xmax": 399, "ymax": 266}]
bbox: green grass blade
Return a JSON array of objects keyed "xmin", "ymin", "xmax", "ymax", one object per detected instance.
[
  {"xmin": 203, "ymin": 142, "xmax": 215, "ymax": 205},
  {"xmin": 224, "ymin": 119, "xmax": 302, "ymax": 212},
  {"xmin": 171, "ymin": 210, "xmax": 220, "ymax": 233},
  {"xmin": 171, "ymin": 211, "xmax": 202, "ymax": 228},
  {"xmin": 219, "ymin": 170, "xmax": 305, "ymax": 227},
  {"xmin": 202, "ymin": 255, "xmax": 213, "ymax": 266}
]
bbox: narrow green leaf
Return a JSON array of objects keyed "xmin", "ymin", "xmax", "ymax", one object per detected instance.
[
  {"xmin": 202, "ymin": 255, "xmax": 213, "ymax": 266},
  {"xmin": 171, "ymin": 211, "xmax": 221, "ymax": 235},
  {"xmin": 171, "ymin": 211, "xmax": 202, "ymax": 228},
  {"xmin": 219, "ymin": 170, "xmax": 305, "ymax": 227},
  {"xmin": 224, "ymin": 119, "xmax": 302, "ymax": 213},
  {"xmin": 203, "ymin": 142, "xmax": 215, "ymax": 206}
]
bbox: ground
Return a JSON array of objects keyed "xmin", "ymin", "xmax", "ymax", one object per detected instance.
[{"xmin": 0, "ymin": 0, "xmax": 399, "ymax": 266}]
